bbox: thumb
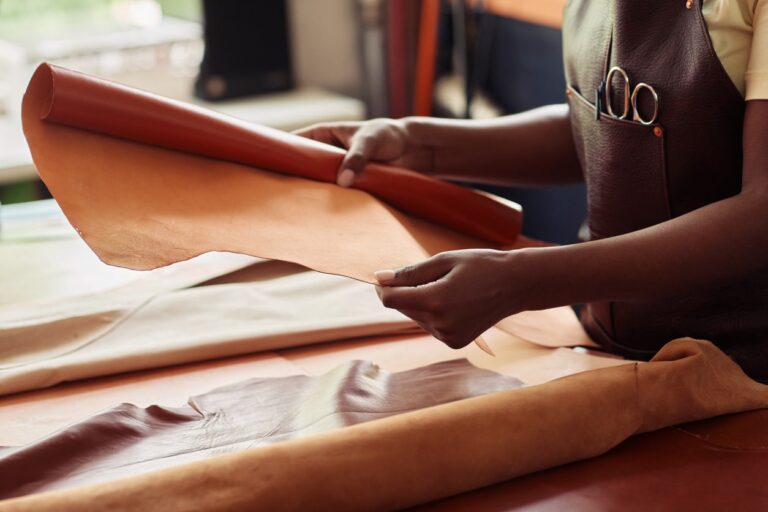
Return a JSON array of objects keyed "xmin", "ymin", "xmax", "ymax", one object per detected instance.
[
  {"xmin": 375, "ymin": 254, "xmax": 453, "ymax": 287},
  {"xmin": 337, "ymin": 134, "xmax": 379, "ymax": 187}
]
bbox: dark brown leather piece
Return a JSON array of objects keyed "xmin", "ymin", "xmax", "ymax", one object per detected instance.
[
  {"xmin": 563, "ymin": 0, "xmax": 768, "ymax": 380},
  {"xmin": 417, "ymin": 410, "xmax": 768, "ymax": 512},
  {"xmin": 0, "ymin": 359, "xmax": 523, "ymax": 500},
  {"xmin": 33, "ymin": 63, "xmax": 522, "ymax": 246}
]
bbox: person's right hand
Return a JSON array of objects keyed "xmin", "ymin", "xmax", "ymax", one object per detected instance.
[{"xmin": 294, "ymin": 118, "xmax": 432, "ymax": 187}]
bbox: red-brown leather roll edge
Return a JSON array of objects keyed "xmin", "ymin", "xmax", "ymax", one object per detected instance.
[{"xmin": 32, "ymin": 63, "xmax": 522, "ymax": 245}]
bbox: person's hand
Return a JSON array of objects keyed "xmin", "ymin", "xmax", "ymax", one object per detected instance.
[
  {"xmin": 294, "ymin": 118, "xmax": 432, "ymax": 187},
  {"xmin": 374, "ymin": 249, "xmax": 531, "ymax": 348}
]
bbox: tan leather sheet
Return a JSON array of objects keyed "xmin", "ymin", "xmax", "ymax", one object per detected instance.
[
  {"xmin": 279, "ymin": 327, "xmax": 624, "ymax": 387},
  {"xmin": 496, "ymin": 306, "xmax": 598, "ymax": 348},
  {"xmin": 2, "ymin": 339, "xmax": 766, "ymax": 511},
  {"xmin": 22, "ymin": 63, "xmax": 526, "ymax": 283}
]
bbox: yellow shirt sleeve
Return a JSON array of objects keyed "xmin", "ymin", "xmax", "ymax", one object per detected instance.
[{"xmin": 745, "ymin": 0, "xmax": 768, "ymax": 99}]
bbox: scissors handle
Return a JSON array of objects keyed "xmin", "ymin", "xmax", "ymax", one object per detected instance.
[
  {"xmin": 605, "ymin": 66, "xmax": 631, "ymax": 119},
  {"xmin": 631, "ymin": 83, "xmax": 659, "ymax": 125}
]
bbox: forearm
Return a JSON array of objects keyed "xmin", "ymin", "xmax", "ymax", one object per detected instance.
[
  {"xmin": 517, "ymin": 190, "xmax": 768, "ymax": 311},
  {"xmin": 402, "ymin": 104, "xmax": 583, "ymax": 187}
]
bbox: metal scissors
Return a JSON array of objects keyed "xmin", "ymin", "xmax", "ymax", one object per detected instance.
[{"xmin": 604, "ymin": 66, "xmax": 659, "ymax": 125}]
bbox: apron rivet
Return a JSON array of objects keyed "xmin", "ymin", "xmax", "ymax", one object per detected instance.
[
  {"xmin": 653, "ymin": 126, "xmax": 663, "ymax": 137},
  {"xmin": 685, "ymin": 0, "xmax": 693, "ymax": 9}
]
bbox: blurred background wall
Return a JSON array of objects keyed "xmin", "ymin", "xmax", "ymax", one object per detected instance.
[{"xmin": 0, "ymin": 0, "xmax": 585, "ymax": 244}]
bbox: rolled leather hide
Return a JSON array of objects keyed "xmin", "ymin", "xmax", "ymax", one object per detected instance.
[{"xmin": 22, "ymin": 63, "xmax": 525, "ymax": 282}]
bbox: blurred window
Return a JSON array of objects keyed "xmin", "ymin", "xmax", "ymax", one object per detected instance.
[{"xmin": 0, "ymin": 0, "xmax": 202, "ymax": 115}]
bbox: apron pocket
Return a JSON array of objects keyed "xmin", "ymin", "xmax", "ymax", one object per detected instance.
[{"xmin": 567, "ymin": 85, "xmax": 671, "ymax": 239}]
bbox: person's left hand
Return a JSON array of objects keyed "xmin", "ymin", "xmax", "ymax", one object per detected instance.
[{"xmin": 375, "ymin": 249, "xmax": 529, "ymax": 348}]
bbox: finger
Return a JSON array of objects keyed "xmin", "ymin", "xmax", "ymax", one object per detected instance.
[
  {"xmin": 377, "ymin": 283, "xmax": 440, "ymax": 311},
  {"xmin": 293, "ymin": 123, "xmax": 358, "ymax": 148},
  {"xmin": 397, "ymin": 308, "xmax": 432, "ymax": 328},
  {"xmin": 396, "ymin": 308, "xmax": 434, "ymax": 322},
  {"xmin": 400, "ymin": 311, "xmax": 446, "ymax": 343},
  {"xmin": 375, "ymin": 253, "xmax": 453, "ymax": 287},
  {"xmin": 337, "ymin": 133, "xmax": 380, "ymax": 187},
  {"xmin": 651, "ymin": 338, "xmax": 708, "ymax": 362},
  {"xmin": 293, "ymin": 124, "xmax": 337, "ymax": 144},
  {"xmin": 398, "ymin": 303, "xmax": 488, "ymax": 352}
]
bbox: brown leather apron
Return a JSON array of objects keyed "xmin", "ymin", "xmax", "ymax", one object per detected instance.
[{"xmin": 562, "ymin": 0, "xmax": 768, "ymax": 380}]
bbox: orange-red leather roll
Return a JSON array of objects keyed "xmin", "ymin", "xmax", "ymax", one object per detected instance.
[{"xmin": 35, "ymin": 64, "xmax": 522, "ymax": 245}]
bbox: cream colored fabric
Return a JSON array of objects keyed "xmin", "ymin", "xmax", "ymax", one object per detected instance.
[
  {"xmin": 0, "ymin": 264, "xmax": 418, "ymax": 397},
  {"xmin": 0, "ymin": 201, "xmax": 146, "ymax": 308},
  {"xmin": 703, "ymin": 0, "xmax": 768, "ymax": 99}
]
